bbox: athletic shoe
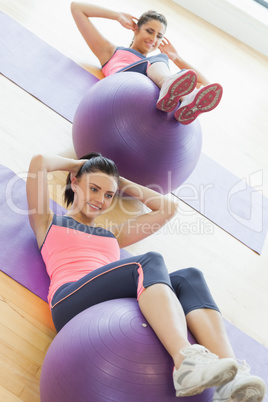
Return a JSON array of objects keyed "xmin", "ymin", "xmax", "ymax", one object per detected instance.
[
  {"xmin": 174, "ymin": 83, "xmax": 223, "ymax": 124},
  {"xmin": 173, "ymin": 344, "xmax": 238, "ymax": 397},
  {"xmin": 213, "ymin": 360, "xmax": 266, "ymax": 402},
  {"xmin": 156, "ymin": 69, "xmax": 197, "ymax": 113}
]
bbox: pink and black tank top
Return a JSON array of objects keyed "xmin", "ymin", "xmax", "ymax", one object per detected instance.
[
  {"xmin": 102, "ymin": 46, "xmax": 168, "ymax": 76},
  {"xmin": 41, "ymin": 215, "xmax": 120, "ymax": 306}
]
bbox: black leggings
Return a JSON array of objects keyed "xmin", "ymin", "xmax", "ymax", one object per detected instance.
[{"xmin": 51, "ymin": 252, "xmax": 219, "ymax": 332}]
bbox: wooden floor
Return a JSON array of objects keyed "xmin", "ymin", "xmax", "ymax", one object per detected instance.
[{"xmin": 0, "ymin": 0, "xmax": 268, "ymax": 400}]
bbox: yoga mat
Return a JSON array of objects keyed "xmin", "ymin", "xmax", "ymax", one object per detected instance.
[
  {"xmin": 173, "ymin": 153, "xmax": 268, "ymax": 254},
  {"xmin": 0, "ymin": 164, "xmax": 267, "ymax": 396},
  {"xmin": 1, "ymin": 12, "xmax": 267, "ymax": 253},
  {"xmin": 0, "ymin": 12, "xmax": 98, "ymax": 122},
  {"xmin": 0, "ymin": 165, "xmax": 64, "ymax": 301}
]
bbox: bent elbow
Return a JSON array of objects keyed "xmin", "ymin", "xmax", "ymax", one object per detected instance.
[
  {"xmin": 165, "ymin": 195, "xmax": 179, "ymax": 219},
  {"xmin": 70, "ymin": 2, "xmax": 78, "ymax": 17},
  {"xmin": 28, "ymin": 154, "xmax": 45, "ymax": 173}
]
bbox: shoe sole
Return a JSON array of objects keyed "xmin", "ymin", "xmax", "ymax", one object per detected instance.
[
  {"xmin": 229, "ymin": 378, "xmax": 266, "ymax": 402},
  {"xmin": 230, "ymin": 388, "xmax": 265, "ymax": 402},
  {"xmin": 156, "ymin": 70, "xmax": 197, "ymax": 113},
  {"xmin": 175, "ymin": 83, "xmax": 223, "ymax": 125},
  {"xmin": 175, "ymin": 362, "xmax": 238, "ymax": 397}
]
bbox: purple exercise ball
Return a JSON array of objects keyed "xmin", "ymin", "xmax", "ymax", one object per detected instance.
[
  {"xmin": 40, "ymin": 298, "xmax": 213, "ymax": 402},
  {"xmin": 72, "ymin": 72, "xmax": 202, "ymax": 194}
]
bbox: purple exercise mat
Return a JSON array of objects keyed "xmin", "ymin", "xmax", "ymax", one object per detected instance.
[
  {"xmin": 0, "ymin": 11, "xmax": 267, "ymax": 253},
  {"xmin": 0, "ymin": 164, "xmax": 267, "ymax": 395},
  {"xmin": 173, "ymin": 154, "xmax": 268, "ymax": 254},
  {"xmin": 0, "ymin": 12, "xmax": 98, "ymax": 122}
]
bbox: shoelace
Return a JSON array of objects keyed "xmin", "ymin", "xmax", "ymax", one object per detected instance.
[
  {"xmin": 180, "ymin": 345, "xmax": 219, "ymax": 363},
  {"xmin": 236, "ymin": 360, "xmax": 251, "ymax": 376}
]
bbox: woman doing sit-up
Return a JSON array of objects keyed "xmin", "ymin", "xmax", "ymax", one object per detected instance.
[
  {"xmin": 70, "ymin": 3, "xmax": 223, "ymax": 125},
  {"xmin": 26, "ymin": 152, "xmax": 265, "ymax": 400}
]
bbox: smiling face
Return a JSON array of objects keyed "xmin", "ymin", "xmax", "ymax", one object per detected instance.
[
  {"xmin": 71, "ymin": 171, "xmax": 118, "ymax": 224},
  {"xmin": 131, "ymin": 19, "xmax": 166, "ymax": 55}
]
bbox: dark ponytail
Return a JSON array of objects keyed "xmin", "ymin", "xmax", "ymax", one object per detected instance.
[{"xmin": 64, "ymin": 153, "xmax": 119, "ymax": 207}]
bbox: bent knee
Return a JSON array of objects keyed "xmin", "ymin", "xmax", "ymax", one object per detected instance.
[
  {"xmin": 144, "ymin": 251, "xmax": 164, "ymax": 261},
  {"xmin": 170, "ymin": 267, "xmax": 206, "ymax": 287},
  {"xmin": 183, "ymin": 267, "xmax": 204, "ymax": 280},
  {"xmin": 143, "ymin": 251, "xmax": 166, "ymax": 267},
  {"xmin": 141, "ymin": 251, "xmax": 168, "ymax": 277}
]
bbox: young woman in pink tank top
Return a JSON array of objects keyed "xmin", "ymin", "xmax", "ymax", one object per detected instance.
[
  {"xmin": 70, "ymin": 3, "xmax": 223, "ymax": 125},
  {"xmin": 26, "ymin": 152, "xmax": 265, "ymax": 401}
]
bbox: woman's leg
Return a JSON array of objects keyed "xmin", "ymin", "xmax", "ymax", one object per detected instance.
[
  {"xmin": 119, "ymin": 55, "xmax": 198, "ymax": 114},
  {"xmin": 147, "ymin": 61, "xmax": 173, "ymax": 87},
  {"xmin": 170, "ymin": 268, "xmax": 266, "ymax": 401},
  {"xmin": 147, "ymin": 62, "xmax": 198, "ymax": 113},
  {"xmin": 186, "ymin": 308, "xmax": 235, "ymax": 359},
  {"xmin": 138, "ymin": 283, "xmax": 190, "ymax": 369},
  {"xmin": 169, "ymin": 267, "xmax": 235, "ymax": 359},
  {"xmin": 139, "ymin": 286, "xmax": 237, "ymax": 396}
]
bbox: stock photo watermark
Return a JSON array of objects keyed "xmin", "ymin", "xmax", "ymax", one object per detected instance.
[{"xmin": 5, "ymin": 169, "xmax": 265, "ymax": 235}]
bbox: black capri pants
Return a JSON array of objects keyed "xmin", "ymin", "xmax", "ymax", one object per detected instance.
[{"xmin": 51, "ymin": 252, "xmax": 219, "ymax": 332}]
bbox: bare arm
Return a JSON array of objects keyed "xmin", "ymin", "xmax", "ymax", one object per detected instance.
[
  {"xmin": 26, "ymin": 154, "xmax": 85, "ymax": 248},
  {"xmin": 159, "ymin": 37, "xmax": 210, "ymax": 87},
  {"xmin": 113, "ymin": 178, "xmax": 179, "ymax": 249},
  {"xmin": 71, "ymin": 2, "xmax": 137, "ymax": 66}
]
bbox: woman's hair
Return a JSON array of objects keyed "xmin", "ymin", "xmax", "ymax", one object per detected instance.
[
  {"xmin": 64, "ymin": 152, "xmax": 120, "ymax": 207},
  {"xmin": 129, "ymin": 11, "xmax": 167, "ymax": 47},
  {"xmin": 137, "ymin": 10, "xmax": 167, "ymax": 29}
]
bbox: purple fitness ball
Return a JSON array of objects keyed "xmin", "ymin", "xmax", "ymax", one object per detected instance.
[
  {"xmin": 72, "ymin": 72, "xmax": 202, "ymax": 194},
  {"xmin": 40, "ymin": 298, "xmax": 213, "ymax": 401}
]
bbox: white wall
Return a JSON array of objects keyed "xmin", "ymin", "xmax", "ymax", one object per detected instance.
[{"xmin": 171, "ymin": 0, "xmax": 268, "ymax": 57}]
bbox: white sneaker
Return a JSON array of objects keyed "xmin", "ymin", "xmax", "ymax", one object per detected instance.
[
  {"xmin": 173, "ymin": 344, "xmax": 238, "ymax": 397},
  {"xmin": 174, "ymin": 83, "xmax": 223, "ymax": 124},
  {"xmin": 156, "ymin": 69, "xmax": 197, "ymax": 113},
  {"xmin": 213, "ymin": 361, "xmax": 266, "ymax": 402}
]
